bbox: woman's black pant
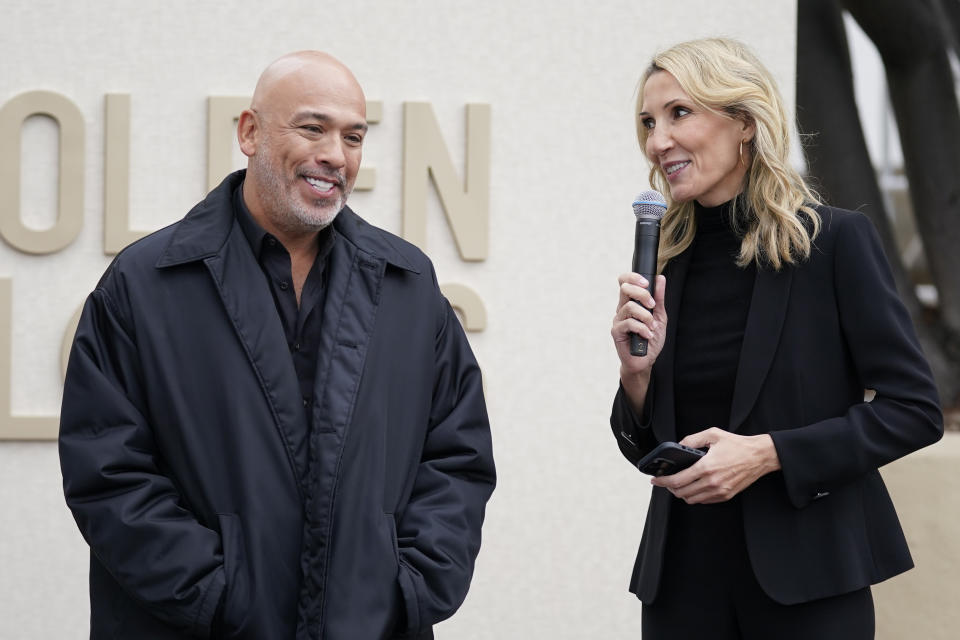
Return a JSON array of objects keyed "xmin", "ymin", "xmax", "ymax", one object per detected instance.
[{"xmin": 641, "ymin": 497, "xmax": 875, "ymax": 640}]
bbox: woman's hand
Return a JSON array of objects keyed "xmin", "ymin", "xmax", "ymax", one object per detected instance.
[
  {"xmin": 611, "ymin": 273, "xmax": 667, "ymax": 413},
  {"xmin": 651, "ymin": 428, "xmax": 781, "ymax": 504},
  {"xmin": 612, "ymin": 273, "xmax": 667, "ymax": 369}
]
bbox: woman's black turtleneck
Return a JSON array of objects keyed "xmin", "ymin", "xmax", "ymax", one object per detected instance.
[{"xmin": 673, "ymin": 199, "xmax": 756, "ymax": 439}]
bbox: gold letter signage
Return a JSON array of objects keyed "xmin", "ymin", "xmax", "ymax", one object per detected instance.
[{"xmin": 0, "ymin": 91, "xmax": 491, "ymax": 440}]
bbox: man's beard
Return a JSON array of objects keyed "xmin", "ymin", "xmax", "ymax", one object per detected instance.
[{"xmin": 250, "ymin": 145, "xmax": 350, "ymax": 234}]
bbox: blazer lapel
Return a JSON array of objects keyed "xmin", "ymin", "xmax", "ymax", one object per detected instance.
[
  {"xmin": 728, "ymin": 265, "xmax": 793, "ymax": 432},
  {"xmin": 652, "ymin": 247, "xmax": 692, "ymax": 444}
]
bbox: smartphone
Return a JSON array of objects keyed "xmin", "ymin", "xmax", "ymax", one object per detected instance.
[{"xmin": 635, "ymin": 442, "xmax": 706, "ymax": 476}]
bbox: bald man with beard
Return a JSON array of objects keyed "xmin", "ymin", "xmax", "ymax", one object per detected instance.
[{"xmin": 59, "ymin": 52, "xmax": 495, "ymax": 640}]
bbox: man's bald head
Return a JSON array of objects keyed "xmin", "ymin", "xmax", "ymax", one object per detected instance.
[
  {"xmin": 250, "ymin": 51, "xmax": 365, "ymax": 117},
  {"xmin": 237, "ymin": 51, "xmax": 367, "ymax": 241}
]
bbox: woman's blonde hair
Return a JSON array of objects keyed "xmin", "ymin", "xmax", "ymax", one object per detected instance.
[{"xmin": 636, "ymin": 37, "xmax": 820, "ymax": 271}]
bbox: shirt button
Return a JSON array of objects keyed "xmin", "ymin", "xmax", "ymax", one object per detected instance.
[
  {"xmin": 279, "ymin": 281, "xmax": 289, "ymax": 291},
  {"xmin": 267, "ymin": 237, "xmax": 277, "ymax": 247},
  {"xmin": 293, "ymin": 342, "xmax": 301, "ymax": 351},
  {"xmin": 303, "ymin": 397, "xmax": 309, "ymax": 408}
]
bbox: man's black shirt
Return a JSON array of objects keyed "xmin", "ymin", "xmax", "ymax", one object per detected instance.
[{"xmin": 233, "ymin": 183, "xmax": 335, "ymax": 428}]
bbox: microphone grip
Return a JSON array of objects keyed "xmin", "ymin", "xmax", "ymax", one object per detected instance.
[
  {"xmin": 629, "ymin": 218, "xmax": 660, "ymax": 357},
  {"xmin": 628, "ymin": 272, "xmax": 656, "ymax": 356},
  {"xmin": 629, "ymin": 332, "xmax": 647, "ymax": 357}
]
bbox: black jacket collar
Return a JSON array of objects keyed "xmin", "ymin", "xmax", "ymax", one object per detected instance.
[{"xmin": 156, "ymin": 170, "xmax": 420, "ymax": 274}]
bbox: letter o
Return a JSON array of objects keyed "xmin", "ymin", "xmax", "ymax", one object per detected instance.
[{"xmin": 0, "ymin": 91, "xmax": 85, "ymax": 254}]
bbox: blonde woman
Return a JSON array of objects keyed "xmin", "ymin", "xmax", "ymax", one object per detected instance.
[{"xmin": 610, "ymin": 38, "xmax": 942, "ymax": 638}]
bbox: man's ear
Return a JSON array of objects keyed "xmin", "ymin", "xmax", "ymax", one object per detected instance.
[{"xmin": 237, "ymin": 110, "xmax": 258, "ymax": 158}]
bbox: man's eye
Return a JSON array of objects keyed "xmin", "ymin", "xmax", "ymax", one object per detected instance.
[{"xmin": 301, "ymin": 125, "xmax": 322, "ymax": 134}]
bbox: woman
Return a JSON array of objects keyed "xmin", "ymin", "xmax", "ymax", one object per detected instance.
[{"xmin": 610, "ymin": 37, "xmax": 943, "ymax": 639}]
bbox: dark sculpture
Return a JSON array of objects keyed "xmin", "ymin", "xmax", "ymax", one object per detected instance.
[{"xmin": 797, "ymin": 0, "xmax": 960, "ymax": 413}]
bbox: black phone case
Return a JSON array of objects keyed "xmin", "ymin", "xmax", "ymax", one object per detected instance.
[{"xmin": 635, "ymin": 442, "xmax": 706, "ymax": 476}]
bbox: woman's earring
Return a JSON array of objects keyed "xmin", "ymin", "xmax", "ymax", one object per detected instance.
[{"xmin": 739, "ymin": 140, "xmax": 744, "ymax": 166}]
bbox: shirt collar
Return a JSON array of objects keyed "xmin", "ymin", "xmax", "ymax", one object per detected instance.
[{"xmin": 233, "ymin": 180, "xmax": 335, "ymax": 260}]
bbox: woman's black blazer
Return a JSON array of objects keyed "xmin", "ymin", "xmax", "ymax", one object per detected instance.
[{"xmin": 611, "ymin": 206, "xmax": 943, "ymax": 605}]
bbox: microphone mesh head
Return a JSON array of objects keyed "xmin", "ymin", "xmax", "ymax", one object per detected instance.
[{"xmin": 632, "ymin": 190, "xmax": 667, "ymax": 220}]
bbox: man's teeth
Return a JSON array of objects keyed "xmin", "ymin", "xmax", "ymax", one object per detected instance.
[
  {"xmin": 666, "ymin": 162, "xmax": 690, "ymax": 175},
  {"xmin": 306, "ymin": 177, "xmax": 334, "ymax": 190}
]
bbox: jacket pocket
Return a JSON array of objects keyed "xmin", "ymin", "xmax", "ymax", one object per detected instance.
[{"xmin": 218, "ymin": 513, "xmax": 253, "ymax": 636}]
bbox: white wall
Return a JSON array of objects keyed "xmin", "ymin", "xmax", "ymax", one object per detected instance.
[{"xmin": 0, "ymin": 1, "xmax": 797, "ymax": 637}]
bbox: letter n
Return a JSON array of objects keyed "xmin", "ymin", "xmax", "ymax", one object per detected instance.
[{"xmin": 402, "ymin": 103, "xmax": 490, "ymax": 261}]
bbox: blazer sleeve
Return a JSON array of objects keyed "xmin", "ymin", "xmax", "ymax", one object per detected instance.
[
  {"xmin": 770, "ymin": 213, "xmax": 943, "ymax": 508},
  {"xmin": 59, "ymin": 286, "xmax": 226, "ymax": 637},
  {"xmin": 394, "ymin": 299, "xmax": 496, "ymax": 635},
  {"xmin": 610, "ymin": 382, "xmax": 659, "ymax": 467}
]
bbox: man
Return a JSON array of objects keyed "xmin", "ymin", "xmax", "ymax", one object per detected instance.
[{"xmin": 59, "ymin": 51, "xmax": 495, "ymax": 639}]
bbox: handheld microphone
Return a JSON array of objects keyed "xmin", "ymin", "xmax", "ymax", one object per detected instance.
[{"xmin": 630, "ymin": 190, "xmax": 667, "ymax": 357}]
